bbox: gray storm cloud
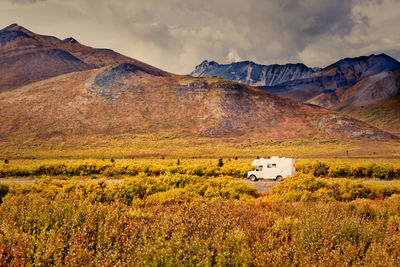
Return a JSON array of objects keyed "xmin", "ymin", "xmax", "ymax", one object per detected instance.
[
  {"xmin": 9, "ymin": 0, "xmax": 46, "ymax": 3},
  {"xmin": 1, "ymin": 0, "xmax": 399, "ymax": 73}
]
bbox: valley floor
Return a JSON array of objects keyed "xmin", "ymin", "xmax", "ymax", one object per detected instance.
[
  {"xmin": 1, "ymin": 140, "xmax": 400, "ymax": 265},
  {"xmin": 1, "ymin": 172, "xmax": 400, "ymax": 265},
  {"xmin": 1, "ymin": 136, "xmax": 400, "ymax": 160}
]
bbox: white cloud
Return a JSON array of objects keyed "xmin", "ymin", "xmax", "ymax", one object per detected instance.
[{"xmin": 226, "ymin": 49, "xmax": 241, "ymax": 63}]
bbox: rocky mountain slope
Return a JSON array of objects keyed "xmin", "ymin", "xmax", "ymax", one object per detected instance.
[
  {"xmin": 191, "ymin": 55, "xmax": 400, "ymax": 134},
  {"xmin": 334, "ymin": 69, "xmax": 400, "ymax": 135},
  {"xmin": 271, "ymin": 54, "xmax": 400, "ymax": 134},
  {"xmin": 191, "ymin": 60, "xmax": 316, "ymax": 87},
  {"xmin": 267, "ymin": 54, "xmax": 400, "ymax": 103},
  {"xmin": 191, "ymin": 55, "xmax": 399, "ymax": 105},
  {"xmin": 0, "ymin": 24, "xmax": 397, "ymax": 145}
]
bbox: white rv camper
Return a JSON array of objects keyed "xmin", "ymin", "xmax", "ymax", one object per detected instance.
[{"xmin": 247, "ymin": 156, "xmax": 295, "ymax": 181}]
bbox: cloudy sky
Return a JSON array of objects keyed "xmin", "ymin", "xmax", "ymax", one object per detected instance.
[{"xmin": 1, "ymin": 0, "xmax": 400, "ymax": 74}]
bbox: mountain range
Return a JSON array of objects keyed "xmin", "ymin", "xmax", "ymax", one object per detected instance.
[
  {"xmin": 191, "ymin": 55, "xmax": 400, "ymax": 135},
  {"xmin": 191, "ymin": 60, "xmax": 317, "ymax": 87},
  {"xmin": 0, "ymin": 24, "xmax": 397, "ymax": 148}
]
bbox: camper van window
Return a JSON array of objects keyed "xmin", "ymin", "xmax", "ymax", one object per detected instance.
[
  {"xmin": 256, "ymin": 166, "xmax": 263, "ymax": 171},
  {"xmin": 272, "ymin": 163, "xmax": 277, "ymax": 168}
]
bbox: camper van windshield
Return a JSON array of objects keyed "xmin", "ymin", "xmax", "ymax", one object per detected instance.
[{"xmin": 255, "ymin": 166, "xmax": 263, "ymax": 171}]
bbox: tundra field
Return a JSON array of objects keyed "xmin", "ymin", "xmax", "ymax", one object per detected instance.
[
  {"xmin": 1, "ymin": 140, "xmax": 400, "ymax": 266},
  {"xmin": 1, "ymin": 136, "xmax": 400, "ymax": 159}
]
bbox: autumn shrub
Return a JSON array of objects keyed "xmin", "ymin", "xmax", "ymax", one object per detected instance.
[
  {"xmin": 1, "ymin": 191, "xmax": 400, "ymax": 265},
  {"xmin": 311, "ymin": 161, "xmax": 330, "ymax": 176},
  {"xmin": 0, "ymin": 160, "xmax": 254, "ymax": 178},
  {"xmin": 145, "ymin": 188, "xmax": 201, "ymax": 205},
  {"xmin": 351, "ymin": 166, "xmax": 368, "ymax": 178},
  {"xmin": 328, "ymin": 164, "xmax": 351, "ymax": 177},
  {"xmin": 189, "ymin": 178, "xmax": 258, "ymax": 200},
  {"xmin": 161, "ymin": 174, "xmax": 202, "ymax": 188},
  {"xmin": 297, "ymin": 161, "xmax": 400, "ymax": 179},
  {"xmin": 2, "ymin": 174, "xmax": 256, "ymax": 205},
  {"xmin": 116, "ymin": 176, "xmax": 168, "ymax": 203},
  {"xmin": 268, "ymin": 173, "xmax": 400, "ymax": 202}
]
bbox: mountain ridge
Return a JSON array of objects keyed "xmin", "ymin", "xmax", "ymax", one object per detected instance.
[
  {"xmin": 0, "ymin": 23, "xmax": 170, "ymax": 92},
  {"xmin": 191, "ymin": 54, "xmax": 400, "ymax": 134},
  {"xmin": 0, "ymin": 24, "xmax": 397, "ymax": 145},
  {"xmin": 191, "ymin": 60, "xmax": 316, "ymax": 87}
]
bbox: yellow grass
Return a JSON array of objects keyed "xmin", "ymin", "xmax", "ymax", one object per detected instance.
[{"xmin": 1, "ymin": 135, "xmax": 400, "ymax": 160}]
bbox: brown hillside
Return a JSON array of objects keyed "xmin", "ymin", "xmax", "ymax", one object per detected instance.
[
  {"xmin": 0, "ymin": 24, "xmax": 169, "ymax": 92},
  {"xmin": 0, "ymin": 62, "xmax": 396, "ymax": 143}
]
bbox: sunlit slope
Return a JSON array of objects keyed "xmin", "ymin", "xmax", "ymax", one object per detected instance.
[{"xmin": 0, "ymin": 62, "xmax": 396, "ymax": 144}]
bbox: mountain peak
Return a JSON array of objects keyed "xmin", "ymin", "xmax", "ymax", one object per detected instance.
[
  {"xmin": 1, "ymin": 23, "xmax": 31, "ymax": 33},
  {"xmin": 198, "ymin": 60, "xmax": 219, "ymax": 67},
  {"xmin": 323, "ymin": 53, "xmax": 400, "ymax": 76},
  {"xmin": 0, "ymin": 24, "xmax": 37, "ymax": 47},
  {"xmin": 235, "ymin": 60, "xmax": 255, "ymax": 65},
  {"xmin": 372, "ymin": 53, "xmax": 398, "ymax": 61},
  {"xmin": 2, "ymin": 23, "xmax": 19, "ymax": 31},
  {"xmin": 63, "ymin": 37, "xmax": 79, "ymax": 44},
  {"xmin": 190, "ymin": 60, "xmax": 219, "ymax": 77}
]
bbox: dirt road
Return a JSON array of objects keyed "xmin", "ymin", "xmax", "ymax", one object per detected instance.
[{"xmin": 244, "ymin": 180, "xmax": 279, "ymax": 194}]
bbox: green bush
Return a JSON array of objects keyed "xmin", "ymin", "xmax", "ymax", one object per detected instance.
[
  {"xmin": 217, "ymin": 158, "xmax": 224, "ymax": 167},
  {"xmin": 0, "ymin": 183, "xmax": 9, "ymax": 203}
]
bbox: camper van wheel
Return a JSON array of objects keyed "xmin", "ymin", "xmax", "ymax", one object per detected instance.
[
  {"xmin": 275, "ymin": 176, "xmax": 283, "ymax": 182},
  {"xmin": 249, "ymin": 175, "xmax": 258, "ymax": 182}
]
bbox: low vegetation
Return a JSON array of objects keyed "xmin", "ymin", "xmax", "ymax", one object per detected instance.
[
  {"xmin": 297, "ymin": 160, "xmax": 400, "ymax": 179},
  {"xmin": 0, "ymin": 160, "xmax": 253, "ymax": 178},
  {"xmin": 268, "ymin": 173, "xmax": 400, "ymax": 202},
  {"xmin": 1, "ymin": 159, "xmax": 399, "ymax": 179},
  {"xmin": 1, "ymin": 155, "xmax": 400, "ymax": 265},
  {"xmin": 1, "ymin": 175, "xmax": 400, "ymax": 265},
  {"xmin": 2, "ymin": 135, "xmax": 399, "ymax": 160}
]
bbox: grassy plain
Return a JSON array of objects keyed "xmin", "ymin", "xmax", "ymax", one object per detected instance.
[{"xmin": 1, "ymin": 135, "xmax": 400, "ymax": 160}]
